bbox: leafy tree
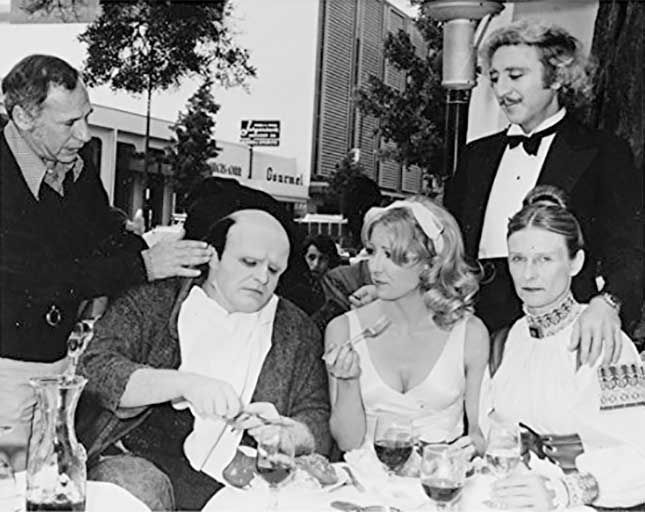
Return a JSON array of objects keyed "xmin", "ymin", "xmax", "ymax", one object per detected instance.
[
  {"xmin": 324, "ymin": 152, "xmax": 382, "ymax": 247},
  {"xmin": 326, "ymin": 151, "xmax": 366, "ymax": 206},
  {"xmin": 356, "ymin": 16, "xmax": 445, "ymax": 180},
  {"xmin": 77, "ymin": 0, "xmax": 255, "ymax": 222},
  {"xmin": 166, "ymin": 76, "xmax": 221, "ymax": 212}
]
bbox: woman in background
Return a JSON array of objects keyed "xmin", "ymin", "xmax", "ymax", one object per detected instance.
[{"xmin": 290, "ymin": 234, "xmax": 341, "ymax": 315}]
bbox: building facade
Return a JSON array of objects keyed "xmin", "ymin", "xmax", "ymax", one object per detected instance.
[{"xmin": 311, "ymin": 0, "xmax": 426, "ymax": 199}]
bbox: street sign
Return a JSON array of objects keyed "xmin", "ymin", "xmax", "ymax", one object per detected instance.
[{"xmin": 240, "ymin": 120, "xmax": 280, "ymax": 146}]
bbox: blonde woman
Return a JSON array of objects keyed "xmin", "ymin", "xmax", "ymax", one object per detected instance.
[{"xmin": 324, "ymin": 197, "xmax": 489, "ymax": 455}]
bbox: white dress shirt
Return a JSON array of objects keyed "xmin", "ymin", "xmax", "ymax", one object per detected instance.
[{"xmin": 478, "ymin": 109, "xmax": 567, "ymax": 259}]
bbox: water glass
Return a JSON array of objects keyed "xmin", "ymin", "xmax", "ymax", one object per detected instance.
[
  {"xmin": 420, "ymin": 444, "xmax": 467, "ymax": 510},
  {"xmin": 373, "ymin": 415, "xmax": 414, "ymax": 475}
]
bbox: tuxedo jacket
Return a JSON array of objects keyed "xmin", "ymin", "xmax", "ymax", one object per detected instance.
[{"xmin": 445, "ymin": 115, "xmax": 643, "ymax": 327}]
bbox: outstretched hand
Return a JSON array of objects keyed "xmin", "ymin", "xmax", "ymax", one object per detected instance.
[
  {"xmin": 568, "ymin": 296, "xmax": 621, "ymax": 367},
  {"xmin": 142, "ymin": 240, "xmax": 214, "ymax": 281}
]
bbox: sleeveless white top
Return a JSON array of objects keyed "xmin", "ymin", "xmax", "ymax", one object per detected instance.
[{"xmin": 346, "ymin": 309, "xmax": 467, "ymax": 446}]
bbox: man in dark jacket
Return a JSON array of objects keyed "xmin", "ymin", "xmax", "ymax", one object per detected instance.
[
  {"xmin": 444, "ymin": 20, "xmax": 643, "ymax": 364},
  {"xmin": 0, "ymin": 55, "xmax": 212, "ymax": 469},
  {"xmin": 77, "ymin": 183, "xmax": 331, "ymax": 510}
]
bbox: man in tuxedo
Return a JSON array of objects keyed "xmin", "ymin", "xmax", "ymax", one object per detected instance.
[{"xmin": 444, "ymin": 20, "xmax": 643, "ymax": 364}]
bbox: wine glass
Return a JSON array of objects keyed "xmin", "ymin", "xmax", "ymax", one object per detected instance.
[
  {"xmin": 256, "ymin": 427, "xmax": 296, "ymax": 511},
  {"xmin": 0, "ymin": 426, "xmax": 20, "ymax": 512},
  {"xmin": 420, "ymin": 444, "xmax": 467, "ymax": 511},
  {"xmin": 373, "ymin": 415, "xmax": 414, "ymax": 475},
  {"xmin": 485, "ymin": 420, "xmax": 521, "ymax": 508},
  {"xmin": 485, "ymin": 420, "xmax": 521, "ymax": 479}
]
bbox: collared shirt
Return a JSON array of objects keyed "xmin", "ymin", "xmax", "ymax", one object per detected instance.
[
  {"xmin": 3, "ymin": 121, "xmax": 83, "ymax": 199},
  {"xmin": 478, "ymin": 108, "xmax": 567, "ymax": 259}
]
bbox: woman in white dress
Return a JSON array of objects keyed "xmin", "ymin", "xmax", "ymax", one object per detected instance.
[
  {"xmin": 483, "ymin": 185, "xmax": 645, "ymax": 509},
  {"xmin": 324, "ymin": 196, "xmax": 489, "ymax": 455}
]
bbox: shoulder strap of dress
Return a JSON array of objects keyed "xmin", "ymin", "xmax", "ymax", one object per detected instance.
[
  {"xmin": 345, "ymin": 308, "xmax": 362, "ymax": 337},
  {"xmin": 489, "ymin": 325, "xmax": 511, "ymax": 377}
]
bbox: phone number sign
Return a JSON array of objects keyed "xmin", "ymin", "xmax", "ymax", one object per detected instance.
[{"xmin": 240, "ymin": 120, "xmax": 280, "ymax": 146}]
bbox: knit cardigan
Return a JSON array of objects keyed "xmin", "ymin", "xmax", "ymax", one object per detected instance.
[{"xmin": 77, "ymin": 277, "xmax": 332, "ymax": 463}]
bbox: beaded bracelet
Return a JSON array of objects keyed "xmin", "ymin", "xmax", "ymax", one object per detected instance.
[{"xmin": 562, "ymin": 472, "xmax": 600, "ymax": 506}]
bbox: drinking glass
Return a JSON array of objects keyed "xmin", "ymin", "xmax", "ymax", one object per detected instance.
[
  {"xmin": 373, "ymin": 415, "xmax": 414, "ymax": 475},
  {"xmin": 256, "ymin": 427, "xmax": 295, "ymax": 511},
  {"xmin": 485, "ymin": 421, "xmax": 521, "ymax": 479},
  {"xmin": 485, "ymin": 420, "xmax": 521, "ymax": 509},
  {"xmin": 0, "ymin": 426, "xmax": 21, "ymax": 512},
  {"xmin": 420, "ymin": 444, "xmax": 467, "ymax": 510}
]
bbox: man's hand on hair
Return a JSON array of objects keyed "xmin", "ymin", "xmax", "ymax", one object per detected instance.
[
  {"xmin": 141, "ymin": 240, "xmax": 213, "ymax": 281},
  {"xmin": 568, "ymin": 296, "xmax": 622, "ymax": 367}
]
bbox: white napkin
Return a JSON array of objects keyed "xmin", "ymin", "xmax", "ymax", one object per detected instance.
[
  {"xmin": 174, "ymin": 287, "xmax": 277, "ymax": 481},
  {"xmin": 344, "ymin": 448, "xmax": 427, "ymax": 509}
]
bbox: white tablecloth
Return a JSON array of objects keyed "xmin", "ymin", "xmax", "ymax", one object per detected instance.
[
  {"xmin": 13, "ymin": 471, "xmax": 150, "ymax": 512},
  {"xmin": 204, "ymin": 466, "xmax": 594, "ymax": 512}
]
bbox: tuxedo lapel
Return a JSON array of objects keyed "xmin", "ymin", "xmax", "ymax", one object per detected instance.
[
  {"xmin": 537, "ymin": 116, "xmax": 598, "ymax": 193},
  {"xmin": 461, "ymin": 132, "xmax": 507, "ymax": 254}
]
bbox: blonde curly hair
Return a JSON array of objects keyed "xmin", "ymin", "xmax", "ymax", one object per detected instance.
[
  {"xmin": 361, "ymin": 196, "xmax": 480, "ymax": 329},
  {"xmin": 480, "ymin": 20, "xmax": 595, "ymax": 110}
]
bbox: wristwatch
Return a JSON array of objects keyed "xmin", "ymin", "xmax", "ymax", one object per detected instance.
[{"xmin": 599, "ymin": 292, "xmax": 622, "ymax": 313}]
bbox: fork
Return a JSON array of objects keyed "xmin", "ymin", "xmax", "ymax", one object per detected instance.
[
  {"xmin": 343, "ymin": 316, "xmax": 391, "ymax": 348},
  {"xmin": 323, "ymin": 316, "xmax": 391, "ymax": 362}
]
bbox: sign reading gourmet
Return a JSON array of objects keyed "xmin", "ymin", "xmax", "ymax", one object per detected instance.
[{"xmin": 240, "ymin": 120, "xmax": 280, "ymax": 146}]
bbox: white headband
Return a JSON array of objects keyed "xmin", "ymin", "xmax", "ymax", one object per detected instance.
[{"xmin": 367, "ymin": 200, "xmax": 445, "ymax": 254}]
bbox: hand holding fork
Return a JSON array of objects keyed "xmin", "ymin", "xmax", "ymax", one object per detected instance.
[{"xmin": 323, "ymin": 316, "xmax": 391, "ymax": 380}]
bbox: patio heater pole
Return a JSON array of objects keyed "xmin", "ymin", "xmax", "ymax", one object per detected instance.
[{"xmin": 422, "ymin": 0, "xmax": 504, "ymax": 176}]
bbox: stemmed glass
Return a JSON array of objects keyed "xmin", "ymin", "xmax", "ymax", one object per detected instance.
[
  {"xmin": 485, "ymin": 420, "xmax": 521, "ymax": 508},
  {"xmin": 0, "ymin": 426, "xmax": 20, "ymax": 512},
  {"xmin": 256, "ymin": 427, "xmax": 296, "ymax": 511},
  {"xmin": 373, "ymin": 415, "xmax": 414, "ymax": 476},
  {"xmin": 420, "ymin": 444, "xmax": 467, "ymax": 511},
  {"xmin": 485, "ymin": 421, "xmax": 521, "ymax": 479}
]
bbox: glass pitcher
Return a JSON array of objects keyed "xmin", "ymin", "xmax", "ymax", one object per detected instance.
[{"xmin": 26, "ymin": 376, "xmax": 87, "ymax": 511}]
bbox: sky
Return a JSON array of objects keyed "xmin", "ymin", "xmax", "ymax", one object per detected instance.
[{"xmin": 0, "ymin": 0, "xmax": 419, "ymax": 124}]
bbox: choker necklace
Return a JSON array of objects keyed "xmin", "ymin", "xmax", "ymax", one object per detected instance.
[{"xmin": 524, "ymin": 292, "xmax": 580, "ymax": 339}]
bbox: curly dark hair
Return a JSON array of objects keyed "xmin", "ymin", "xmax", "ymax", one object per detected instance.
[{"xmin": 301, "ymin": 234, "xmax": 341, "ymax": 270}]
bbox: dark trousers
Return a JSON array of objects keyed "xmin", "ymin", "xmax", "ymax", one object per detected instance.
[{"xmin": 476, "ymin": 258, "xmax": 523, "ymax": 334}]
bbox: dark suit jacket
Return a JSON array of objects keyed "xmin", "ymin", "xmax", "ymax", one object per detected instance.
[{"xmin": 445, "ymin": 115, "xmax": 643, "ymax": 328}]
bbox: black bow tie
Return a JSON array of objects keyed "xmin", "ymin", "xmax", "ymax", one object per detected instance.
[{"xmin": 506, "ymin": 121, "xmax": 562, "ymax": 156}]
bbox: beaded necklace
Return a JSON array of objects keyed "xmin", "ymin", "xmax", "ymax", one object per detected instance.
[{"xmin": 524, "ymin": 291, "xmax": 581, "ymax": 339}]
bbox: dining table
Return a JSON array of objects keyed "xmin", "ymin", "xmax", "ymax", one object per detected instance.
[
  {"xmin": 11, "ymin": 471, "xmax": 150, "ymax": 512},
  {"xmin": 203, "ymin": 460, "xmax": 594, "ymax": 512}
]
